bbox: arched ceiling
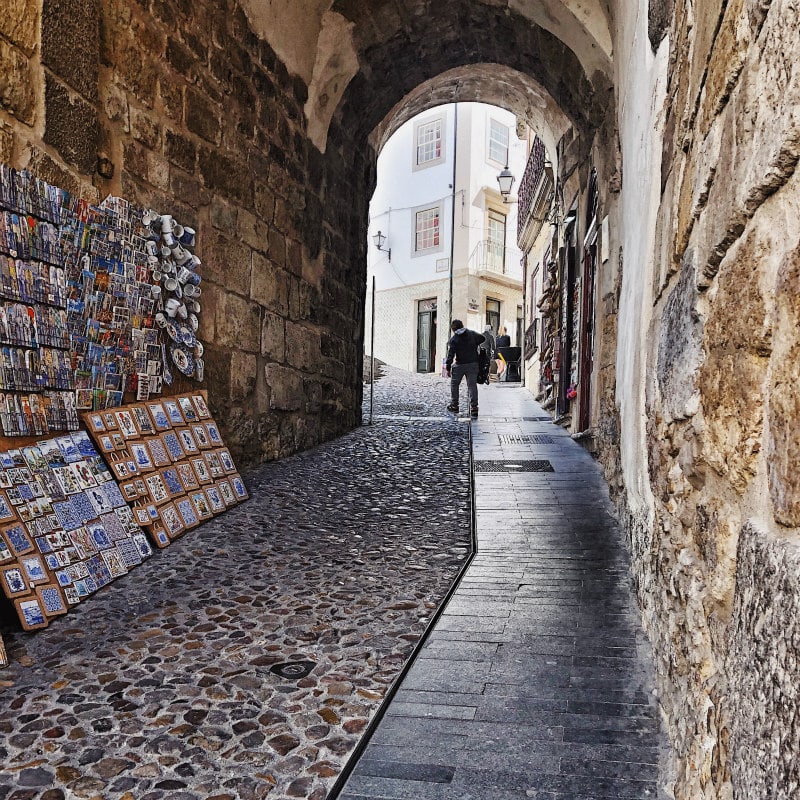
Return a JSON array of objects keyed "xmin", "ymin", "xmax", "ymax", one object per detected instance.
[
  {"xmin": 368, "ymin": 64, "xmax": 572, "ymax": 154},
  {"xmin": 240, "ymin": 0, "xmax": 614, "ymax": 151}
]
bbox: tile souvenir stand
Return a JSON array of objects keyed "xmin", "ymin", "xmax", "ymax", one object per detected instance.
[
  {"xmin": 83, "ymin": 391, "xmax": 248, "ymax": 551},
  {"xmin": 0, "ymin": 429, "xmax": 153, "ymax": 631},
  {"xmin": 0, "ymin": 163, "xmax": 205, "ymax": 439}
]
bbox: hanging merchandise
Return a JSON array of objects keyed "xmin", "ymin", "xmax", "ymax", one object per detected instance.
[{"xmin": 142, "ymin": 211, "xmax": 204, "ymax": 382}]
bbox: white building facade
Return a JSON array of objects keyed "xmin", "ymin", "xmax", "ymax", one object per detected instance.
[{"xmin": 364, "ymin": 103, "xmax": 528, "ymax": 374}]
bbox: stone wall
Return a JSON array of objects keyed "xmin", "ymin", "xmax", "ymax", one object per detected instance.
[
  {"xmin": 0, "ymin": 0, "xmax": 369, "ymax": 466},
  {"xmin": 636, "ymin": 0, "xmax": 800, "ymax": 797}
]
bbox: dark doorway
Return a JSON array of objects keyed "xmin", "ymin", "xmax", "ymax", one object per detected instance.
[
  {"xmin": 578, "ymin": 171, "xmax": 599, "ymax": 431},
  {"xmin": 417, "ymin": 298, "xmax": 437, "ymax": 372},
  {"xmin": 486, "ymin": 298, "xmax": 501, "ymax": 338}
]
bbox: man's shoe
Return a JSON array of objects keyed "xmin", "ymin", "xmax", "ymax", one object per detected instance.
[
  {"xmin": 447, "ymin": 403, "xmax": 459, "ymax": 413},
  {"xmin": 470, "ymin": 407, "xmax": 479, "ymax": 418}
]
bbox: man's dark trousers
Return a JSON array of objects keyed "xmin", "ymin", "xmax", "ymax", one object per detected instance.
[{"xmin": 451, "ymin": 362, "xmax": 479, "ymax": 409}]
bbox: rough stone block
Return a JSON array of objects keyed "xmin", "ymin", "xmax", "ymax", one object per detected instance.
[
  {"xmin": 0, "ymin": 0, "xmax": 39, "ymax": 52},
  {"xmin": 201, "ymin": 230, "xmax": 252, "ymax": 296},
  {"xmin": 265, "ymin": 364, "xmax": 303, "ymax": 411},
  {"xmin": 147, "ymin": 151, "xmax": 170, "ymax": 191},
  {"xmin": 251, "ymin": 252, "xmax": 289, "ymax": 315},
  {"xmin": 0, "ymin": 39, "xmax": 36, "ymax": 125},
  {"xmin": 261, "ymin": 310, "xmax": 286, "ymax": 362},
  {"xmin": 158, "ymin": 78, "xmax": 183, "ymax": 122},
  {"xmin": 285, "ymin": 321, "xmax": 319, "ymax": 372},
  {"xmin": 44, "ymin": 75, "xmax": 100, "ymax": 174},
  {"xmin": 229, "ymin": 350, "xmax": 257, "ymax": 402},
  {"xmin": 215, "ymin": 291, "xmax": 261, "ymax": 353},
  {"xmin": 198, "ymin": 147, "xmax": 253, "ymax": 206},
  {"xmin": 186, "ymin": 87, "xmax": 220, "ymax": 144},
  {"xmin": 164, "ymin": 129, "xmax": 196, "ymax": 172},
  {"xmin": 238, "ymin": 209, "xmax": 268, "ymax": 253},
  {"xmin": 42, "ymin": 0, "xmax": 99, "ymax": 101},
  {"xmin": 130, "ymin": 106, "xmax": 161, "ymax": 148}
]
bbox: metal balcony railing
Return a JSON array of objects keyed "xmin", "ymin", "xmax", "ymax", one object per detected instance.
[
  {"xmin": 467, "ymin": 239, "xmax": 524, "ymax": 280},
  {"xmin": 516, "ymin": 136, "xmax": 554, "ymax": 249}
]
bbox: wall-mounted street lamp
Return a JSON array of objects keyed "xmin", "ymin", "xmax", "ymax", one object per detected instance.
[
  {"xmin": 496, "ymin": 163, "xmax": 516, "ymax": 201},
  {"xmin": 372, "ymin": 230, "xmax": 391, "ymax": 261}
]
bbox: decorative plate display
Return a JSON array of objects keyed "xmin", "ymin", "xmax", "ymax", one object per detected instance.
[
  {"xmin": 175, "ymin": 323, "xmax": 196, "ymax": 348},
  {"xmin": 170, "ymin": 345, "xmax": 195, "ymax": 377}
]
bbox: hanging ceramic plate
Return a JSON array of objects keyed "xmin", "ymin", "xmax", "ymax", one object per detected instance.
[
  {"xmin": 165, "ymin": 322, "xmax": 181, "ymax": 343},
  {"xmin": 188, "ymin": 313, "xmax": 199, "ymax": 332},
  {"xmin": 170, "ymin": 344, "xmax": 195, "ymax": 377},
  {"xmin": 176, "ymin": 323, "xmax": 196, "ymax": 348}
]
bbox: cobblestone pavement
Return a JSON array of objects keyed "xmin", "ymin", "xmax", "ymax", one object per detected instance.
[{"xmin": 0, "ymin": 367, "xmax": 470, "ymax": 800}]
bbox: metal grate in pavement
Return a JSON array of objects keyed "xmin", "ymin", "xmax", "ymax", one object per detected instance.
[
  {"xmin": 473, "ymin": 459, "xmax": 554, "ymax": 472},
  {"xmin": 498, "ymin": 434, "xmax": 553, "ymax": 444},
  {"xmin": 523, "ymin": 416, "xmax": 552, "ymax": 421}
]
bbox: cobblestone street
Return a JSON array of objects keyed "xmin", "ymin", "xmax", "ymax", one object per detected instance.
[{"xmin": 0, "ymin": 367, "xmax": 470, "ymax": 800}]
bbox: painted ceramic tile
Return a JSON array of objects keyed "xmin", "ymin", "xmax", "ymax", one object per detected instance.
[
  {"xmin": 16, "ymin": 597, "xmax": 47, "ymax": 628},
  {"xmin": 87, "ymin": 413, "xmax": 105, "ymax": 432},
  {"xmin": 70, "ymin": 492, "xmax": 97, "ymax": 523},
  {"xmin": 205, "ymin": 486, "xmax": 225, "ymax": 513},
  {"xmin": 86, "ymin": 554, "xmax": 112, "ymax": 587},
  {"xmin": 100, "ymin": 512, "xmax": 126, "ymax": 542},
  {"xmin": 147, "ymin": 402, "xmax": 172, "ymax": 431},
  {"xmin": 154, "ymin": 528, "xmax": 170, "ymax": 547},
  {"xmin": 231, "ymin": 475, "xmax": 248, "ymax": 500},
  {"xmin": 70, "ymin": 526, "xmax": 97, "ymax": 555},
  {"xmin": 0, "ymin": 540, "xmax": 13, "ymax": 563},
  {"xmin": 133, "ymin": 532, "xmax": 153, "ymax": 558},
  {"xmin": 191, "ymin": 424, "xmax": 210, "ymax": 449},
  {"xmin": 0, "ymin": 471, "xmax": 10, "ymax": 488},
  {"xmin": 62, "ymin": 586, "xmax": 80, "ymax": 605},
  {"xmin": 130, "ymin": 442, "xmax": 154, "ymax": 471},
  {"xmin": 102, "ymin": 547, "xmax": 127, "ymax": 578},
  {"xmin": 44, "ymin": 553, "xmax": 59, "ymax": 570},
  {"xmin": 191, "ymin": 394, "xmax": 211, "ymax": 419},
  {"xmin": 146, "ymin": 437, "xmax": 171, "ymax": 468},
  {"xmin": 217, "ymin": 480, "xmax": 236, "ymax": 506},
  {"xmin": 21, "ymin": 555, "xmax": 48, "ymax": 584},
  {"xmin": 191, "ymin": 491, "xmax": 213, "ymax": 520},
  {"xmin": 2, "ymin": 567, "xmax": 28, "ymax": 597},
  {"xmin": 175, "ymin": 497, "xmax": 198, "ymax": 528},
  {"xmin": 101, "ymin": 482, "xmax": 126, "ymax": 509},
  {"xmin": 160, "ymin": 467, "xmax": 183, "ymax": 496},
  {"xmin": 218, "ymin": 449, "xmax": 236, "ymax": 473},
  {"xmin": 72, "ymin": 431, "xmax": 98, "ymax": 458},
  {"xmin": 73, "ymin": 580, "xmax": 90, "ymax": 597},
  {"xmin": 55, "ymin": 435, "xmax": 80, "ymax": 463},
  {"xmin": 163, "ymin": 399, "xmax": 184, "ymax": 425},
  {"xmin": 145, "ymin": 473, "xmax": 169, "ymax": 505},
  {"xmin": 133, "ymin": 506, "xmax": 151, "ymax": 526},
  {"xmin": 115, "ymin": 410, "xmax": 138, "ymax": 439},
  {"xmin": 101, "ymin": 411, "xmax": 118, "ymax": 430},
  {"xmin": 37, "ymin": 584, "xmax": 67, "ymax": 615},
  {"xmin": 3, "ymin": 523, "xmax": 33, "ymax": 556},
  {"xmin": 161, "ymin": 431, "xmax": 185, "ymax": 462},
  {"xmin": 55, "ymin": 570, "xmax": 72, "ymax": 587},
  {"xmin": 72, "ymin": 461, "xmax": 97, "ymax": 489},
  {"xmin": 22, "ymin": 446, "xmax": 48, "ymax": 472},
  {"xmin": 116, "ymin": 537, "xmax": 143, "ymax": 568},
  {"xmin": 0, "ymin": 492, "xmax": 16, "ymax": 521},
  {"xmin": 55, "ymin": 466, "xmax": 81, "ymax": 495},
  {"xmin": 191, "ymin": 457, "xmax": 211, "ymax": 484},
  {"xmin": 132, "ymin": 405, "xmax": 155, "ymax": 435},
  {"xmin": 205, "ymin": 452, "xmax": 224, "ymax": 478},
  {"xmin": 176, "ymin": 428, "xmax": 199, "ymax": 454},
  {"xmin": 176, "ymin": 462, "xmax": 200, "ymax": 491},
  {"xmin": 88, "ymin": 523, "xmax": 112, "ymax": 550},
  {"xmin": 205, "ymin": 422, "xmax": 222, "ymax": 446},
  {"xmin": 178, "ymin": 396, "xmax": 198, "ymax": 422}
]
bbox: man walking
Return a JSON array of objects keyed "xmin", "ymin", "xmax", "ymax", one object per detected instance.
[{"xmin": 445, "ymin": 319, "xmax": 485, "ymax": 418}]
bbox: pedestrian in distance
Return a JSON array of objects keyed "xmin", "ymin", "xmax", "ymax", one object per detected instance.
[
  {"xmin": 495, "ymin": 325, "xmax": 511, "ymax": 379},
  {"xmin": 445, "ymin": 319, "xmax": 485, "ymax": 418}
]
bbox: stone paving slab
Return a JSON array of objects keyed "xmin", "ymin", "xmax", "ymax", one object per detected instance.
[
  {"xmin": 339, "ymin": 385, "xmax": 668, "ymax": 800},
  {"xmin": 0, "ymin": 366, "xmax": 472, "ymax": 800}
]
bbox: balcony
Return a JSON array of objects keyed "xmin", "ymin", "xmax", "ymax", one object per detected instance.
[
  {"xmin": 467, "ymin": 239, "xmax": 523, "ymax": 281},
  {"xmin": 524, "ymin": 319, "xmax": 538, "ymax": 360},
  {"xmin": 517, "ymin": 136, "xmax": 554, "ymax": 251}
]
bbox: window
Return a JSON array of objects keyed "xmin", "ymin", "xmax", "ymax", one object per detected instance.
[
  {"xmin": 487, "ymin": 209, "xmax": 506, "ymax": 271},
  {"xmin": 414, "ymin": 116, "xmax": 445, "ymax": 169},
  {"xmin": 488, "ymin": 119, "xmax": 509, "ymax": 165},
  {"xmin": 486, "ymin": 298, "xmax": 500, "ymax": 336},
  {"xmin": 415, "ymin": 207, "xmax": 441, "ymax": 252}
]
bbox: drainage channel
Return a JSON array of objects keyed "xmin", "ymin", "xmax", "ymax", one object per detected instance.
[{"xmin": 473, "ymin": 459, "xmax": 554, "ymax": 472}]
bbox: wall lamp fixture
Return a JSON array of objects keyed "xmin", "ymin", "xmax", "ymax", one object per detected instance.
[{"xmin": 372, "ymin": 230, "xmax": 391, "ymax": 261}]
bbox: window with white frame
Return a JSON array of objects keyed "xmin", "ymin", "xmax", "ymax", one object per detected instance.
[
  {"xmin": 488, "ymin": 119, "xmax": 509, "ymax": 165},
  {"xmin": 415, "ymin": 206, "xmax": 441, "ymax": 253},
  {"xmin": 413, "ymin": 116, "xmax": 445, "ymax": 169}
]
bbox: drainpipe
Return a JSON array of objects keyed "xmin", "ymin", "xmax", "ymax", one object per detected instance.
[{"xmin": 448, "ymin": 103, "xmax": 458, "ymax": 332}]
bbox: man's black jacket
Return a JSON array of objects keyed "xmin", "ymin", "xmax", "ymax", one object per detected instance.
[{"xmin": 446, "ymin": 328, "xmax": 485, "ymax": 368}]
